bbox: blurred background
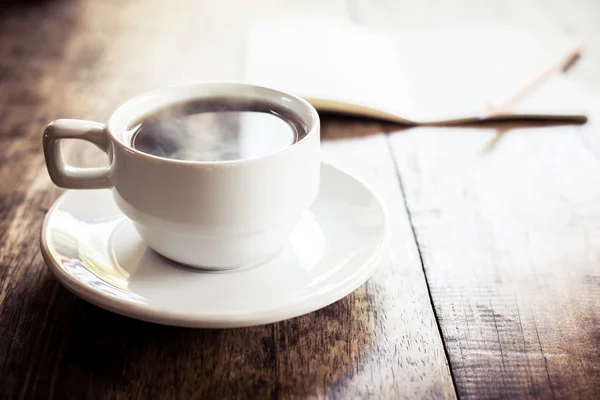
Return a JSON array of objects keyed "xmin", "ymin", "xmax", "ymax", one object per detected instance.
[
  {"xmin": 2, "ymin": 2, "xmax": 600, "ymax": 399},
  {"xmin": 2, "ymin": 0, "xmax": 599, "ymax": 124}
]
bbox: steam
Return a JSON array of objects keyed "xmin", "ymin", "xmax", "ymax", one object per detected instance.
[{"xmin": 131, "ymin": 99, "xmax": 303, "ymax": 162}]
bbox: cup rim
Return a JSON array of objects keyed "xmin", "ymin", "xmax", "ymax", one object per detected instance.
[{"xmin": 107, "ymin": 81, "xmax": 320, "ymax": 166}]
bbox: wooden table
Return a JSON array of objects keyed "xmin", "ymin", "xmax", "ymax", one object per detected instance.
[{"xmin": 1, "ymin": 0, "xmax": 600, "ymax": 398}]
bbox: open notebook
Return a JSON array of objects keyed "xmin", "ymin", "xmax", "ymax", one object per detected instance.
[{"xmin": 244, "ymin": 19, "xmax": 592, "ymax": 125}]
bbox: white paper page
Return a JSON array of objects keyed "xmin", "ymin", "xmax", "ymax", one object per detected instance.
[
  {"xmin": 244, "ymin": 19, "xmax": 588, "ymax": 124},
  {"xmin": 397, "ymin": 26, "xmax": 546, "ymax": 121},
  {"xmin": 244, "ymin": 18, "xmax": 415, "ymax": 122},
  {"xmin": 395, "ymin": 25, "xmax": 586, "ymax": 122},
  {"xmin": 512, "ymin": 74, "xmax": 596, "ymax": 117}
]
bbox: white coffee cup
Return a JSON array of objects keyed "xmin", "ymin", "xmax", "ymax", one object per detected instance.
[{"xmin": 43, "ymin": 82, "xmax": 321, "ymax": 269}]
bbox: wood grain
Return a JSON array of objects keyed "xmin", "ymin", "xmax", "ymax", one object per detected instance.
[
  {"xmin": 391, "ymin": 121, "xmax": 600, "ymax": 398},
  {"xmin": 3, "ymin": 0, "xmax": 600, "ymax": 398},
  {"xmin": 321, "ymin": 120, "xmax": 455, "ymax": 399},
  {"xmin": 0, "ymin": 0, "xmax": 454, "ymax": 398},
  {"xmin": 355, "ymin": 1, "xmax": 600, "ymax": 398}
]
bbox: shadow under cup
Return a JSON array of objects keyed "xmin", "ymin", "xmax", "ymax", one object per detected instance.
[{"xmin": 106, "ymin": 83, "xmax": 322, "ymax": 270}]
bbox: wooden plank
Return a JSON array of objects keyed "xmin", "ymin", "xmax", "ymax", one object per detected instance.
[
  {"xmin": 318, "ymin": 120, "xmax": 455, "ymax": 398},
  {"xmin": 354, "ymin": 0, "xmax": 600, "ymax": 397},
  {"xmin": 390, "ymin": 120, "xmax": 600, "ymax": 398},
  {"xmin": 0, "ymin": 0, "xmax": 454, "ymax": 398}
]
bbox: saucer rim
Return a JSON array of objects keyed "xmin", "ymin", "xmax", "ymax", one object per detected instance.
[{"xmin": 39, "ymin": 163, "xmax": 391, "ymax": 328}]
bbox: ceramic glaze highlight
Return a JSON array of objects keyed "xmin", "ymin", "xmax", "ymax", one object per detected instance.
[
  {"xmin": 40, "ymin": 164, "xmax": 390, "ymax": 328},
  {"xmin": 43, "ymin": 82, "xmax": 320, "ymax": 269}
]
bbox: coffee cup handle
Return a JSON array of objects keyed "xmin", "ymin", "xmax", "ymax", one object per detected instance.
[{"xmin": 43, "ymin": 119, "xmax": 113, "ymax": 189}]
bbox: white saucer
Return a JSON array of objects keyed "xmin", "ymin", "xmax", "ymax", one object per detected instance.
[{"xmin": 40, "ymin": 163, "xmax": 390, "ymax": 328}]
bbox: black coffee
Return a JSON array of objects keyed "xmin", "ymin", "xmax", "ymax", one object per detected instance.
[{"xmin": 128, "ymin": 98, "xmax": 307, "ymax": 162}]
